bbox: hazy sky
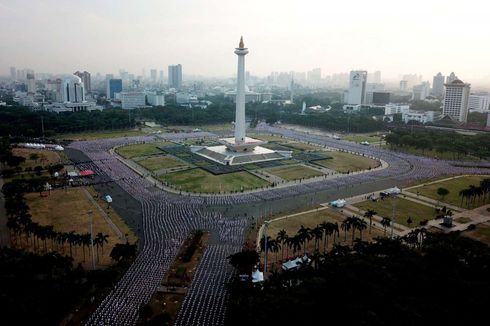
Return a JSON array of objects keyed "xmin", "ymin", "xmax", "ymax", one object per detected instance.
[{"xmin": 1, "ymin": 0, "xmax": 489, "ymax": 83}]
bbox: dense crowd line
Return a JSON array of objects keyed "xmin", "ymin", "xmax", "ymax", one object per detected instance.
[{"xmin": 69, "ymin": 127, "xmax": 490, "ymax": 325}]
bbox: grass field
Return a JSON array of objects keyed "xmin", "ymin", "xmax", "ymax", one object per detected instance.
[
  {"xmin": 285, "ymin": 142, "xmax": 324, "ymax": 151},
  {"xmin": 252, "ymin": 134, "xmax": 287, "ymax": 142},
  {"xmin": 59, "ymin": 129, "xmax": 147, "ymax": 140},
  {"xmin": 407, "ymin": 175, "xmax": 490, "ymax": 209},
  {"xmin": 264, "ymin": 165, "xmax": 323, "ymax": 181},
  {"xmin": 314, "ymin": 151, "xmax": 379, "ymax": 173},
  {"xmin": 116, "ymin": 141, "xmax": 173, "ymax": 158},
  {"xmin": 383, "ymin": 144, "xmax": 480, "ymax": 161},
  {"xmin": 159, "ymin": 168, "xmax": 270, "ymax": 193},
  {"xmin": 26, "ymin": 187, "xmax": 136, "ymax": 268},
  {"xmin": 137, "ymin": 155, "xmax": 187, "ymax": 171},
  {"xmin": 464, "ymin": 222, "xmax": 490, "ymax": 246},
  {"xmin": 12, "ymin": 148, "xmax": 61, "ymax": 168},
  {"xmin": 353, "ymin": 197, "xmax": 436, "ymax": 227},
  {"xmin": 344, "ymin": 134, "xmax": 383, "ymax": 143}
]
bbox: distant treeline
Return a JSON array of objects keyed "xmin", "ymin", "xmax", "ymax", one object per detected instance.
[{"xmin": 385, "ymin": 128, "xmax": 490, "ymax": 159}]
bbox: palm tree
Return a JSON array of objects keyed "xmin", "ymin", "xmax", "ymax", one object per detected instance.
[
  {"xmin": 297, "ymin": 225, "xmax": 312, "ymax": 255},
  {"xmin": 341, "ymin": 218, "xmax": 351, "ymax": 242},
  {"xmin": 381, "ymin": 217, "xmax": 391, "ymax": 236},
  {"xmin": 357, "ymin": 219, "xmax": 367, "ymax": 241},
  {"xmin": 319, "ymin": 222, "xmax": 332, "ymax": 253},
  {"xmin": 363, "ymin": 209, "xmax": 377, "ymax": 234},
  {"xmin": 276, "ymin": 229, "xmax": 288, "ymax": 261},
  {"xmin": 96, "ymin": 232, "xmax": 109, "ymax": 256},
  {"xmin": 312, "ymin": 226, "xmax": 323, "ymax": 251}
]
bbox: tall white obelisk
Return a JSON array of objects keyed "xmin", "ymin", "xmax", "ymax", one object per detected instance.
[{"xmin": 234, "ymin": 36, "xmax": 248, "ymax": 145}]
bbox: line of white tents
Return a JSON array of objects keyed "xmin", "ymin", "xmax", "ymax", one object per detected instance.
[{"xmin": 19, "ymin": 143, "xmax": 64, "ymax": 151}]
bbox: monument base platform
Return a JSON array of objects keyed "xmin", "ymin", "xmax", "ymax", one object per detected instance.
[{"xmin": 191, "ymin": 144, "xmax": 291, "ymax": 166}]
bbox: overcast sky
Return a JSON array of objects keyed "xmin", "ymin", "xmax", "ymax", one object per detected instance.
[{"xmin": 1, "ymin": 0, "xmax": 489, "ymax": 84}]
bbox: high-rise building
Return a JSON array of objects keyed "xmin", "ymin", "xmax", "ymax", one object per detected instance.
[
  {"xmin": 347, "ymin": 70, "xmax": 367, "ymax": 105},
  {"xmin": 446, "ymin": 72, "xmax": 458, "ymax": 84},
  {"xmin": 26, "ymin": 73, "xmax": 36, "ymax": 94},
  {"xmin": 168, "ymin": 64, "xmax": 182, "ymax": 89},
  {"xmin": 150, "ymin": 69, "xmax": 157, "ymax": 82},
  {"xmin": 443, "ymin": 79, "xmax": 471, "ymax": 122},
  {"xmin": 373, "ymin": 71, "xmax": 381, "ymax": 84},
  {"xmin": 159, "ymin": 70, "xmax": 164, "ymax": 82},
  {"xmin": 412, "ymin": 82, "xmax": 431, "ymax": 100},
  {"xmin": 74, "ymin": 71, "xmax": 91, "ymax": 93},
  {"xmin": 10, "ymin": 67, "xmax": 16, "ymax": 80},
  {"xmin": 307, "ymin": 68, "xmax": 322, "ymax": 84},
  {"xmin": 63, "ymin": 75, "xmax": 85, "ymax": 103},
  {"xmin": 106, "ymin": 79, "xmax": 123, "ymax": 99},
  {"xmin": 120, "ymin": 92, "xmax": 146, "ymax": 109},
  {"xmin": 468, "ymin": 93, "xmax": 490, "ymax": 112},
  {"xmin": 400, "ymin": 80, "xmax": 408, "ymax": 91},
  {"xmin": 432, "ymin": 72, "xmax": 445, "ymax": 97}
]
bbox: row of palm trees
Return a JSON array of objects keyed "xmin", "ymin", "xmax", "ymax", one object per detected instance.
[
  {"xmin": 459, "ymin": 178, "xmax": 490, "ymax": 208},
  {"xmin": 7, "ymin": 214, "xmax": 109, "ymax": 263},
  {"xmin": 261, "ymin": 214, "xmax": 383, "ymax": 266}
]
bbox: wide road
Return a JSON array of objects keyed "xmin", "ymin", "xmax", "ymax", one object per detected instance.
[{"xmin": 67, "ymin": 128, "xmax": 490, "ymax": 325}]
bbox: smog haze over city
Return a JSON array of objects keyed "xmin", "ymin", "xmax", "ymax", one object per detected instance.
[{"xmin": 1, "ymin": 0, "xmax": 489, "ymax": 86}]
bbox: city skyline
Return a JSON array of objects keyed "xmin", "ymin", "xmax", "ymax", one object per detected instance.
[{"xmin": 0, "ymin": 0, "xmax": 489, "ymax": 85}]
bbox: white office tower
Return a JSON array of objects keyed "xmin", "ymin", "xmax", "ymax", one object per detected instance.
[
  {"xmin": 62, "ymin": 75, "xmax": 85, "ymax": 103},
  {"xmin": 150, "ymin": 69, "xmax": 157, "ymax": 82},
  {"xmin": 468, "ymin": 94, "xmax": 490, "ymax": 112},
  {"xmin": 446, "ymin": 72, "xmax": 458, "ymax": 84},
  {"xmin": 146, "ymin": 91, "xmax": 165, "ymax": 106},
  {"xmin": 400, "ymin": 80, "xmax": 408, "ymax": 91},
  {"xmin": 191, "ymin": 37, "xmax": 290, "ymax": 165},
  {"xmin": 373, "ymin": 71, "xmax": 381, "ymax": 83},
  {"xmin": 168, "ymin": 64, "xmax": 182, "ymax": 89},
  {"xmin": 347, "ymin": 71, "xmax": 367, "ymax": 105},
  {"xmin": 432, "ymin": 72, "xmax": 445, "ymax": 97},
  {"xmin": 74, "ymin": 71, "xmax": 91, "ymax": 93},
  {"xmin": 120, "ymin": 92, "xmax": 146, "ymax": 109},
  {"xmin": 443, "ymin": 79, "xmax": 471, "ymax": 122},
  {"xmin": 412, "ymin": 82, "xmax": 431, "ymax": 100},
  {"xmin": 26, "ymin": 73, "xmax": 36, "ymax": 94}
]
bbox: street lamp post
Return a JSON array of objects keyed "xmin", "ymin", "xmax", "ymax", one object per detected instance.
[{"xmin": 88, "ymin": 210, "xmax": 96, "ymax": 270}]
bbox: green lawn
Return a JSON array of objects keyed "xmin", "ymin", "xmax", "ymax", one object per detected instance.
[
  {"xmin": 314, "ymin": 151, "xmax": 379, "ymax": 173},
  {"xmin": 59, "ymin": 129, "xmax": 147, "ymax": 140},
  {"xmin": 407, "ymin": 175, "xmax": 490, "ymax": 209},
  {"xmin": 116, "ymin": 141, "xmax": 173, "ymax": 158},
  {"xmin": 137, "ymin": 156, "xmax": 187, "ymax": 171},
  {"xmin": 285, "ymin": 142, "xmax": 324, "ymax": 151},
  {"xmin": 353, "ymin": 197, "xmax": 437, "ymax": 227},
  {"xmin": 264, "ymin": 165, "xmax": 324, "ymax": 181},
  {"xmin": 383, "ymin": 144, "xmax": 480, "ymax": 161},
  {"xmin": 159, "ymin": 168, "xmax": 270, "ymax": 193},
  {"xmin": 344, "ymin": 134, "xmax": 382, "ymax": 143},
  {"xmin": 252, "ymin": 134, "xmax": 287, "ymax": 142}
]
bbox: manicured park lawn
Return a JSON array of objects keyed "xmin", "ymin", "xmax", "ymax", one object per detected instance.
[
  {"xmin": 343, "ymin": 134, "xmax": 382, "ymax": 143},
  {"xmin": 284, "ymin": 142, "xmax": 324, "ymax": 151},
  {"xmin": 383, "ymin": 144, "xmax": 480, "ymax": 161},
  {"xmin": 314, "ymin": 151, "xmax": 379, "ymax": 173},
  {"xmin": 407, "ymin": 175, "xmax": 490, "ymax": 209},
  {"xmin": 264, "ymin": 165, "xmax": 323, "ymax": 181},
  {"xmin": 59, "ymin": 129, "xmax": 147, "ymax": 140},
  {"xmin": 159, "ymin": 168, "xmax": 269, "ymax": 193},
  {"xmin": 353, "ymin": 197, "xmax": 436, "ymax": 227},
  {"xmin": 137, "ymin": 155, "xmax": 187, "ymax": 171},
  {"xmin": 116, "ymin": 141, "xmax": 173, "ymax": 158}
]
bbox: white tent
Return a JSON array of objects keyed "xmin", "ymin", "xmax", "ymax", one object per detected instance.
[
  {"xmin": 330, "ymin": 199, "xmax": 346, "ymax": 208},
  {"xmin": 251, "ymin": 270, "xmax": 264, "ymax": 283}
]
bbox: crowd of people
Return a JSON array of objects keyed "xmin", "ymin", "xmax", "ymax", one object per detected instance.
[{"xmin": 68, "ymin": 126, "xmax": 490, "ymax": 325}]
